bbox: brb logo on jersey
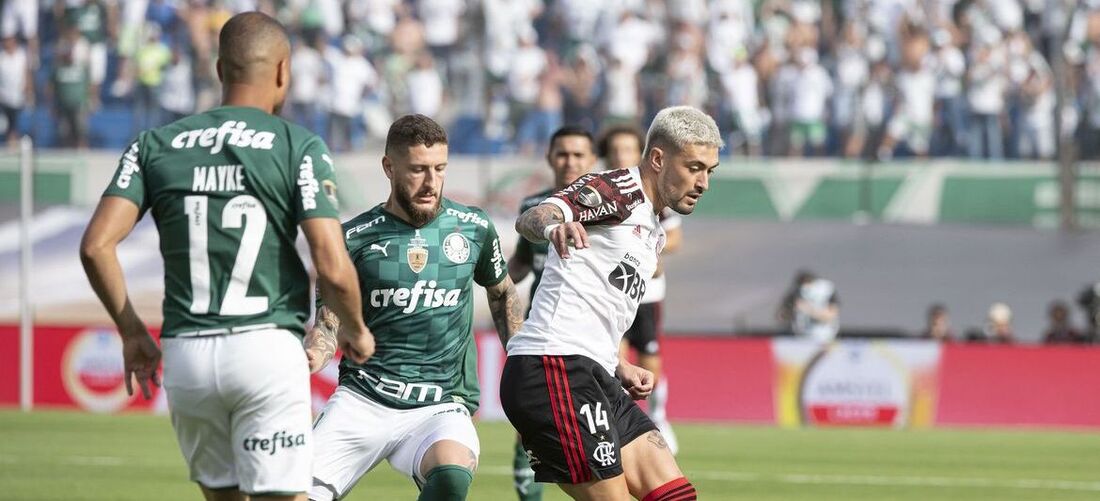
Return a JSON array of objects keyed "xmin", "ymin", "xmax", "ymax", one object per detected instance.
[{"xmin": 607, "ymin": 256, "xmax": 646, "ymax": 301}]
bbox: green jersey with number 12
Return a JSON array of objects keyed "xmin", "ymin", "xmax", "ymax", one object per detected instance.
[{"xmin": 102, "ymin": 106, "xmax": 341, "ymax": 338}]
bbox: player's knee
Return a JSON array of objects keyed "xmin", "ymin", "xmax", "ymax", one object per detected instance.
[
  {"xmin": 417, "ymin": 465, "xmax": 473, "ymax": 501},
  {"xmin": 642, "ymin": 477, "xmax": 696, "ymax": 501}
]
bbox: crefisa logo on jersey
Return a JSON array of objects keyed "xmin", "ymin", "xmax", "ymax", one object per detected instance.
[
  {"xmin": 62, "ymin": 328, "xmax": 134, "ymax": 413},
  {"xmin": 443, "ymin": 232, "xmax": 471, "ymax": 264},
  {"xmin": 407, "ymin": 229, "xmax": 429, "ymax": 273}
]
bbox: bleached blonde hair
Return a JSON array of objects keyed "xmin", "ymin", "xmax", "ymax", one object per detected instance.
[{"xmin": 643, "ymin": 106, "xmax": 724, "ymax": 156}]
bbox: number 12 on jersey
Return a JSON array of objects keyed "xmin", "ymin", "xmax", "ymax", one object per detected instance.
[{"xmin": 184, "ymin": 194, "xmax": 269, "ymax": 316}]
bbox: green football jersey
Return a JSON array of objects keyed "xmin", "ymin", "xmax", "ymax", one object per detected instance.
[
  {"xmin": 512, "ymin": 189, "xmax": 552, "ymax": 302},
  {"xmin": 103, "ymin": 106, "xmax": 340, "ymax": 338},
  {"xmin": 329, "ymin": 198, "xmax": 507, "ymax": 413}
]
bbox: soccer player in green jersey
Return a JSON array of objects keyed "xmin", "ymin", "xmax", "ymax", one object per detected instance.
[
  {"xmin": 79, "ymin": 12, "xmax": 372, "ymax": 501},
  {"xmin": 507, "ymin": 125, "xmax": 598, "ymax": 501},
  {"xmin": 305, "ymin": 114, "xmax": 525, "ymax": 501}
]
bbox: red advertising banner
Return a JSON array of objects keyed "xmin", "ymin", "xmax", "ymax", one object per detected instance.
[
  {"xmin": 3, "ymin": 325, "xmax": 1100, "ymax": 429},
  {"xmin": 937, "ymin": 343, "xmax": 1100, "ymax": 427}
]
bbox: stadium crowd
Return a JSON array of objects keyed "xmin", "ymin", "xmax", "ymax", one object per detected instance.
[{"xmin": 2, "ymin": 0, "xmax": 1100, "ymax": 157}]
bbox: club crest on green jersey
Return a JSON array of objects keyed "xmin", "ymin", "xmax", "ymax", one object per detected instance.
[
  {"xmin": 407, "ymin": 230, "xmax": 429, "ymax": 273},
  {"xmin": 443, "ymin": 231, "xmax": 470, "ymax": 264}
]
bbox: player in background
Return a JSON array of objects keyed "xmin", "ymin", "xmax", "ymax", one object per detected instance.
[
  {"xmin": 79, "ymin": 12, "xmax": 372, "ymax": 501},
  {"xmin": 508, "ymin": 126, "xmax": 599, "ymax": 501},
  {"xmin": 305, "ymin": 114, "xmax": 525, "ymax": 501},
  {"xmin": 502, "ymin": 106, "xmax": 721, "ymax": 500},
  {"xmin": 597, "ymin": 124, "xmax": 684, "ymax": 454}
]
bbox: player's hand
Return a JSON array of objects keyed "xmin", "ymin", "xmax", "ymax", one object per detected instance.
[
  {"xmin": 338, "ymin": 325, "xmax": 375, "ymax": 364},
  {"xmin": 548, "ymin": 222, "xmax": 589, "ymax": 258},
  {"xmin": 120, "ymin": 327, "xmax": 161, "ymax": 400},
  {"xmin": 616, "ymin": 362, "xmax": 654, "ymax": 400}
]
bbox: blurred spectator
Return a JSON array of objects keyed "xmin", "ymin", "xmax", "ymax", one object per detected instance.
[
  {"xmin": 931, "ymin": 28, "xmax": 967, "ymax": 156},
  {"xmin": 158, "ymin": 45, "xmax": 194, "ymax": 123},
  {"xmin": 51, "ymin": 25, "xmax": 91, "ymax": 148},
  {"xmin": 61, "ymin": 0, "xmax": 113, "ymax": 111},
  {"xmin": 133, "ymin": 25, "xmax": 171, "ymax": 133},
  {"xmin": 596, "ymin": 123, "xmax": 644, "ymax": 170},
  {"xmin": 788, "ymin": 48, "xmax": 832, "ymax": 156},
  {"xmin": 1042, "ymin": 300, "xmax": 1086, "ymax": 344},
  {"xmin": 831, "ymin": 23, "xmax": 869, "ymax": 159},
  {"xmin": 880, "ymin": 29, "xmax": 934, "ymax": 159},
  {"xmin": 921, "ymin": 303, "xmax": 955, "ymax": 341},
  {"xmin": 1077, "ymin": 282, "xmax": 1100, "ymax": 342},
  {"xmin": 561, "ymin": 46, "xmax": 602, "ymax": 132},
  {"xmin": 325, "ymin": 35, "xmax": 378, "ymax": 151},
  {"xmin": 720, "ymin": 47, "xmax": 764, "ymax": 156},
  {"xmin": 777, "ymin": 270, "xmax": 840, "ymax": 343},
  {"xmin": 982, "ymin": 302, "xmax": 1016, "ymax": 344},
  {"xmin": 0, "ymin": 35, "xmax": 32, "ymax": 147},
  {"xmin": 288, "ymin": 32, "xmax": 327, "ymax": 134},
  {"xmin": 1, "ymin": 0, "xmax": 38, "ymax": 69},
  {"xmin": 966, "ymin": 43, "xmax": 1008, "ymax": 159},
  {"xmin": 508, "ymin": 28, "xmax": 550, "ymax": 153},
  {"xmin": 406, "ymin": 51, "xmax": 444, "ymax": 118}
]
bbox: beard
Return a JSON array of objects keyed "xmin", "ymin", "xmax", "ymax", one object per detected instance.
[
  {"xmin": 660, "ymin": 183, "xmax": 698, "ymax": 215},
  {"xmin": 395, "ymin": 184, "xmax": 441, "ymax": 226}
]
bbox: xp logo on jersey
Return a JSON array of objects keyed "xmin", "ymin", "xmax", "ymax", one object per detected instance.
[
  {"xmin": 242, "ymin": 430, "xmax": 306, "ymax": 456},
  {"xmin": 593, "ymin": 441, "xmax": 617, "ymax": 467},
  {"xmin": 407, "ymin": 230, "xmax": 429, "ymax": 273},
  {"xmin": 443, "ymin": 232, "xmax": 470, "ymax": 264},
  {"xmin": 608, "ymin": 259, "xmax": 646, "ymax": 301}
]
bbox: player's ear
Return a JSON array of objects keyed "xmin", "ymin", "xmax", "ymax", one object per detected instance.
[
  {"xmin": 381, "ymin": 155, "xmax": 394, "ymax": 179},
  {"xmin": 276, "ymin": 58, "xmax": 288, "ymax": 89},
  {"xmin": 647, "ymin": 146, "xmax": 664, "ymax": 173},
  {"xmin": 215, "ymin": 58, "xmax": 224, "ymax": 83}
]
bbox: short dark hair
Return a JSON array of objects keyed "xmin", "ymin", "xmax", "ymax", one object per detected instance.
[
  {"xmin": 218, "ymin": 12, "xmax": 290, "ymax": 83},
  {"xmin": 385, "ymin": 114, "xmax": 448, "ymax": 157},
  {"xmin": 596, "ymin": 124, "xmax": 644, "ymax": 159},
  {"xmin": 547, "ymin": 126, "xmax": 594, "ymax": 154}
]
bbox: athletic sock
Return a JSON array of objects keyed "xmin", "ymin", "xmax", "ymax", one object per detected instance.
[
  {"xmin": 417, "ymin": 465, "xmax": 473, "ymax": 501},
  {"xmin": 642, "ymin": 477, "xmax": 697, "ymax": 501},
  {"xmin": 512, "ymin": 440, "xmax": 543, "ymax": 501},
  {"xmin": 650, "ymin": 377, "xmax": 669, "ymax": 423}
]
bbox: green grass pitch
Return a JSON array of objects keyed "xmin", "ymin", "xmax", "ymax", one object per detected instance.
[{"xmin": 1, "ymin": 410, "xmax": 1099, "ymax": 500}]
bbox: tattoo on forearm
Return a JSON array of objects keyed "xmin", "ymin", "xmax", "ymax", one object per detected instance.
[
  {"xmin": 305, "ymin": 305, "xmax": 339, "ymax": 363},
  {"xmin": 516, "ymin": 204, "xmax": 564, "ymax": 243},
  {"xmin": 488, "ymin": 279, "xmax": 524, "ymax": 346},
  {"xmin": 647, "ymin": 430, "xmax": 669, "ymax": 450}
]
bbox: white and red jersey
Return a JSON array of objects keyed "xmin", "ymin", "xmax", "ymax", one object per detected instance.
[{"xmin": 506, "ymin": 167, "xmax": 666, "ymax": 374}]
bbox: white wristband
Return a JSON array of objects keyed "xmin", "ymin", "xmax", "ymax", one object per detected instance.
[{"xmin": 543, "ymin": 223, "xmax": 561, "ymax": 241}]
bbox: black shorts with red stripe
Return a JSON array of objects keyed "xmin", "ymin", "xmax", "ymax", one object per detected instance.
[{"xmin": 500, "ymin": 354, "xmax": 657, "ymax": 484}]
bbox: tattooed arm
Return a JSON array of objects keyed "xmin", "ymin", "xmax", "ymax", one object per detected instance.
[
  {"xmin": 516, "ymin": 203, "xmax": 589, "ymax": 258},
  {"xmin": 485, "ymin": 275, "xmax": 524, "ymax": 346},
  {"xmin": 515, "ymin": 203, "xmax": 565, "ymax": 243},
  {"xmin": 304, "ymin": 305, "xmax": 340, "ymax": 373}
]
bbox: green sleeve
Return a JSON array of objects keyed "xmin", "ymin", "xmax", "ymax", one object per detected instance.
[
  {"xmin": 294, "ymin": 136, "xmax": 341, "ymax": 221},
  {"xmin": 474, "ymin": 217, "xmax": 507, "ymax": 287},
  {"xmin": 102, "ymin": 135, "xmax": 148, "ymax": 212}
]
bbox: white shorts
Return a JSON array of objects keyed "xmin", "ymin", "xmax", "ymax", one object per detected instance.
[
  {"xmin": 309, "ymin": 387, "xmax": 480, "ymax": 501},
  {"xmin": 162, "ymin": 329, "xmax": 312, "ymax": 495}
]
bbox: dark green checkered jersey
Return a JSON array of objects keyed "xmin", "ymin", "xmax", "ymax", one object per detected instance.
[
  {"xmin": 102, "ymin": 106, "xmax": 340, "ymax": 338},
  {"xmin": 330, "ymin": 198, "xmax": 507, "ymax": 413},
  {"xmin": 513, "ymin": 189, "xmax": 552, "ymax": 303}
]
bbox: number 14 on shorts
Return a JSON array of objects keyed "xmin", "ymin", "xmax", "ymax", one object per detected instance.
[{"xmin": 579, "ymin": 402, "xmax": 609, "ymax": 434}]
